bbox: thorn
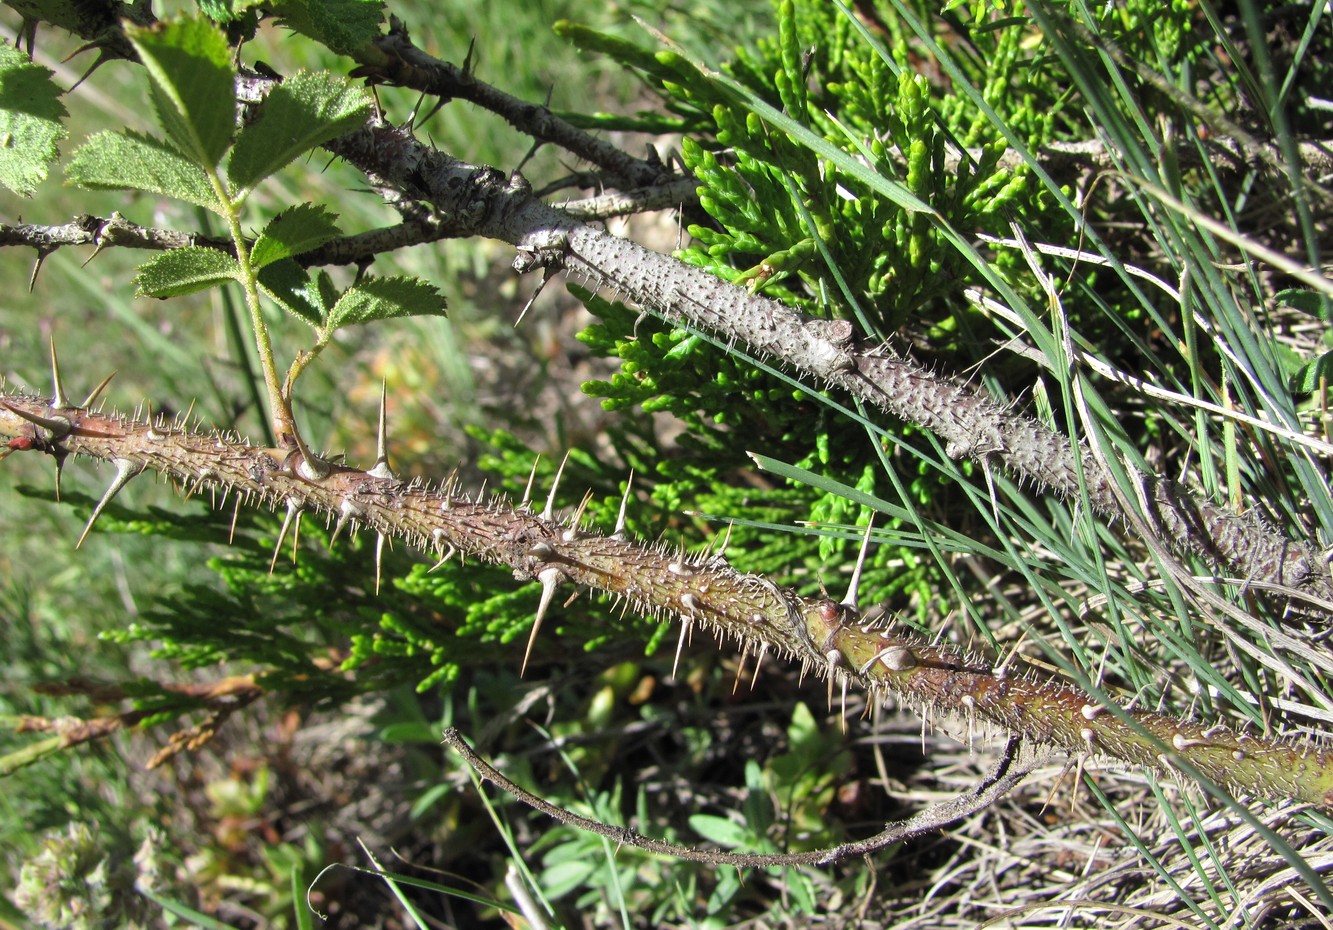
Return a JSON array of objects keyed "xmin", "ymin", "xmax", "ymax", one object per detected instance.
[
  {"xmin": 840, "ymin": 675, "xmax": 849, "ymax": 733},
  {"xmin": 286, "ymin": 422, "xmax": 330, "ymax": 481},
  {"xmin": 519, "ymin": 456, "xmax": 542, "ymax": 511},
  {"xmin": 610, "ymin": 471, "xmax": 634, "ymax": 539},
  {"xmin": 51, "ymin": 446, "xmax": 68, "ymax": 502},
  {"xmin": 565, "ymin": 488, "xmax": 594, "ymax": 538},
  {"xmin": 0, "ymin": 399, "xmax": 72, "ymax": 440},
  {"xmin": 229, "ymin": 496, "xmax": 243, "ymax": 544},
  {"xmin": 523, "ymin": 567, "xmax": 564, "ymax": 676},
  {"xmin": 374, "ymin": 532, "xmax": 388, "ymax": 595},
  {"xmin": 733, "ymin": 652, "xmax": 747, "ymax": 694},
  {"xmin": 515, "ymin": 263, "xmax": 559, "ymax": 328},
  {"xmin": 541, "ymin": 451, "xmax": 570, "ymax": 522},
  {"xmin": 28, "ymin": 248, "xmax": 51, "ymax": 292},
  {"xmin": 842, "ymin": 516, "xmax": 875, "ymax": 610},
  {"xmin": 76, "ymin": 458, "xmax": 141, "ymax": 548},
  {"xmin": 329, "ymin": 500, "xmax": 362, "ymax": 547},
  {"xmin": 714, "ymin": 520, "xmax": 735, "ymax": 559},
  {"xmin": 48, "ymin": 339, "xmax": 70, "ymax": 408},
  {"xmin": 428, "ymin": 543, "xmax": 457, "ymax": 572},
  {"xmin": 751, "ymin": 642, "xmax": 768, "ymax": 689},
  {"xmin": 269, "ymin": 499, "xmax": 303, "ymax": 574},
  {"xmin": 367, "ymin": 381, "xmax": 395, "ymax": 480},
  {"xmin": 672, "ymin": 619, "xmax": 693, "ymax": 681}
]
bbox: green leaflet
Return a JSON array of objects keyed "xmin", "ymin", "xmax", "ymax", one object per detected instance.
[
  {"xmin": 324, "ymin": 276, "xmax": 448, "ymax": 331},
  {"xmin": 65, "ymin": 129, "xmax": 222, "ymax": 211},
  {"xmin": 267, "ymin": 0, "xmax": 385, "ymax": 58},
  {"xmin": 134, "ymin": 246, "xmax": 240, "ymax": 298},
  {"xmin": 249, "ymin": 203, "xmax": 342, "ymax": 268},
  {"xmin": 227, "ymin": 71, "xmax": 372, "ymax": 192},
  {"xmin": 0, "ymin": 43, "xmax": 68, "ymax": 196},
  {"xmin": 256, "ymin": 260, "xmax": 333, "ymax": 326},
  {"xmin": 125, "ymin": 17, "xmax": 236, "ymax": 169}
]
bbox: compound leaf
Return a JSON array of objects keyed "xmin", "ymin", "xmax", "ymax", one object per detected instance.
[
  {"xmin": 134, "ymin": 247, "xmax": 240, "ymax": 298},
  {"xmin": 65, "ymin": 129, "xmax": 222, "ymax": 212},
  {"xmin": 125, "ymin": 17, "xmax": 235, "ymax": 169},
  {"xmin": 227, "ymin": 70, "xmax": 372, "ymax": 192},
  {"xmin": 0, "ymin": 44, "xmax": 68, "ymax": 196}
]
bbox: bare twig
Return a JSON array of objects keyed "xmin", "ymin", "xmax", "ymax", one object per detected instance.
[{"xmin": 444, "ymin": 728, "xmax": 1038, "ymax": 866}]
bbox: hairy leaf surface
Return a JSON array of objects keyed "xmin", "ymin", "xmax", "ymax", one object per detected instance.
[
  {"xmin": 227, "ymin": 71, "xmax": 372, "ymax": 191},
  {"xmin": 65, "ymin": 130, "xmax": 222, "ymax": 211},
  {"xmin": 125, "ymin": 17, "xmax": 236, "ymax": 169},
  {"xmin": 325, "ymin": 275, "xmax": 447, "ymax": 330},
  {"xmin": 249, "ymin": 203, "xmax": 341, "ymax": 268},
  {"xmin": 0, "ymin": 44, "xmax": 68, "ymax": 196},
  {"xmin": 134, "ymin": 246, "xmax": 240, "ymax": 298}
]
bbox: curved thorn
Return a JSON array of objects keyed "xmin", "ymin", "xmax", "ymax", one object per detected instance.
[
  {"xmin": 428, "ymin": 544, "xmax": 457, "ymax": 573},
  {"xmin": 714, "ymin": 520, "xmax": 735, "ymax": 559},
  {"xmin": 541, "ymin": 451, "xmax": 570, "ymax": 522},
  {"xmin": 287, "ymin": 421, "xmax": 330, "ymax": 480},
  {"xmin": 76, "ymin": 458, "xmax": 141, "ymax": 549},
  {"xmin": 0, "ymin": 400, "xmax": 72, "ymax": 439},
  {"xmin": 49, "ymin": 339, "xmax": 70, "ymax": 408},
  {"xmin": 842, "ymin": 515, "xmax": 876, "ymax": 610},
  {"xmin": 269, "ymin": 499, "xmax": 302, "ymax": 574},
  {"xmin": 523, "ymin": 567, "xmax": 564, "ymax": 676}
]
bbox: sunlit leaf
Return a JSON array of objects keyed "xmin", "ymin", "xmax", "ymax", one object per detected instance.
[
  {"xmin": 134, "ymin": 247, "xmax": 240, "ymax": 298},
  {"xmin": 325, "ymin": 275, "xmax": 447, "ymax": 331},
  {"xmin": 249, "ymin": 203, "xmax": 341, "ymax": 268},
  {"xmin": 0, "ymin": 44, "xmax": 68, "ymax": 196},
  {"xmin": 227, "ymin": 71, "xmax": 371, "ymax": 191},
  {"xmin": 125, "ymin": 17, "xmax": 235, "ymax": 169},
  {"xmin": 65, "ymin": 130, "xmax": 222, "ymax": 212}
]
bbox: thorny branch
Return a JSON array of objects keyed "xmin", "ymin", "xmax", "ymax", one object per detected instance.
[
  {"xmin": 2, "ymin": 391, "xmax": 1332, "ymax": 809},
  {"xmin": 443, "ymin": 728, "xmax": 1040, "ymax": 866},
  {"xmin": 318, "ymin": 112, "xmax": 1333, "ymax": 613}
]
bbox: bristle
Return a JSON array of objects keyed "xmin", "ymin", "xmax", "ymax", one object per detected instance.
[
  {"xmin": 522, "ymin": 567, "xmax": 565, "ymax": 675},
  {"xmin": 76, "ymin": 457, "xmax": 141, "ymax": 548}
]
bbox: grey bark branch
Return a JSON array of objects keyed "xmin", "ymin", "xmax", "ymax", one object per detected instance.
[
  {"xmin": 323, "ymin": 115, "xmax": 1332, "ymax": 610},
  {"xmin": 443, "ymin": 727, "xmax": 1038, "ymax": 866},
  {"xmin": 352, "ymin": 20, "xmax": 670, "ymax": 190}
]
